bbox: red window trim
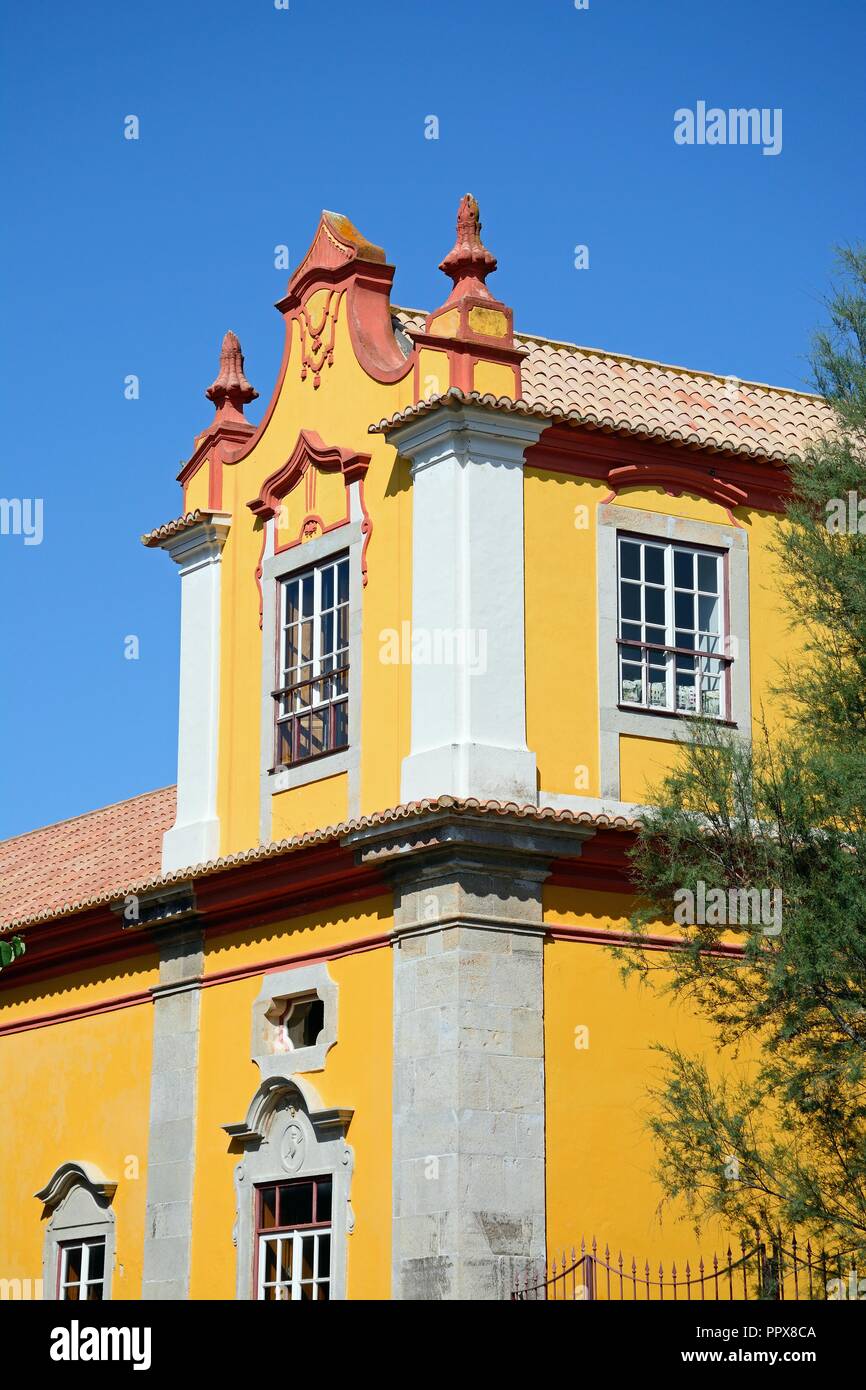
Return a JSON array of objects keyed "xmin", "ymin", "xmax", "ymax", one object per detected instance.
[{"xmin": 252, "ymin": 1177, "xmax": 332, "ymax": 1299}]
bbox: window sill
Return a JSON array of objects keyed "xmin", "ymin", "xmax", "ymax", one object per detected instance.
[
  {"xmin": 267, "ymin": 747, "xmax": 352, "ymax": 795},
  {"xmin": 617, "ymin": 703, "xmax": 738, "ymax": 729}
]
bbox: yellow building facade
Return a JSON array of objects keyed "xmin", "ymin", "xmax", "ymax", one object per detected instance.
[{"xmin": 0, "ymin": 197, "xmax": 831, "ymax": 1300}]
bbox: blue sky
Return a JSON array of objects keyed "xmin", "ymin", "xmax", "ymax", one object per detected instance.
[{"xmin": 1, "ymin": 0, "xmax": 863, "ymax": 838}]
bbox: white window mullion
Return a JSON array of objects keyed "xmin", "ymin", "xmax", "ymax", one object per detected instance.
[
  {"xmin": 664, "ymin": 544, "xmax": 674, "ymax": 712},
  {"xmin": 292, "ymin": 1230, "xmax": 301, "ymax": 1301},
  {"xmin": 639, "ymin": 543, "xmax": 646, "ymax": 707},
  {"xmin": 313, "ymin": 566, "xmax": 322, "ymax": 690}
]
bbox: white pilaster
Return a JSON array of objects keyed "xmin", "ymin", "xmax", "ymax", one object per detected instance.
[
  {"xmin": 390, "ymin": 404, "xmax": 543, "ymax": 805},
  {"xmin": 159, "ymin": 514, "xmax": 231, "ymax": 872}
]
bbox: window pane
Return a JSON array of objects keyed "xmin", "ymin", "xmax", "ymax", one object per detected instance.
[
  {"xmin": 85, "ymin": 1281, "xmax": 104, "ymax": 1302},
  {"xmin": 280, "ymin": 1236, "xmax": 293, "ymax": 1283},
  {"xmin": 276, "ymin": 722, "xmax": 293, "ymax": 766},
  {"xmin": 702, "ymin": 680, "xmax": 722, "ymax": 717},
  {"xmin": 621, "ymin": 664, "xmax": 643, "ymax": 703},
  {"xmin": 301, "ymin": 574, "xmax": 314, "ymax": 617},
  {"xmin": 284, "ymin": 628, "xmax": 299, "ymax": 676},
  {"xmin": 279, "ymin": 1182, "xmax": 314, "ymax": 1228},
  {"xmin": 674, "ymin": 550, "xmax": 694, "ymax": 587},
  {"xmin": 645, "ymin": 625, "xmax": 666, "ymax": 647},
  {"xmin": 284, "ymin": 580, "xmax": 300, "ymax": 627},
  {"xmin": 697, "ymin": 553, "xmax": 718, "ymax": 592},
  {"xmin": 644, "ymin": 546, "xmax": 665, "ymax": 585},
  {"xmin": 309, "ymin": 707, "xmax": 327, "ymax": 757},
  {"xmin": 334, "ymin": 701, "xmax": 348, "ymax": 750},
  {"xmin": 301, "ymin": 1235, "xmax": 316, "ymax": 1280},
  {"xmin": 674, "ymin": 593, "xmax": 694, "ymax": 629},
  {"xmin": 620, "ymin": 541, "xmax": 640, "ymax": 580},
  {"xmin": 620, "ymin": 583, "xmax": 641, "ymax": 622},
  {"xmin": 321, "ymin": 566, "xmax": 334, "ymax": 610},
  {"xmin": 87, "ymin": 1242, "xmax": 105, "ymax": 1282},
  {"xmin": 648, "ymin": 654, "xmax": 667, "ymax": 708},
  {"xmin": 644, "ymin": 589, "xmax": 665, "ymax": 627},
  {"xmin": 295, "ymin": 668, "xmax": 313, "ymax": 708},
  {"xmin": 260, "ymin": 1187, "xmax": 277, "ymax": 1230},
  {"xmin": 296, "ymin": 712, "xmax": 312, "ymax": 760},
  {"xmin": 675, "ymin": 655, "xmax": 696, "ymax": 712},
  {"xmin": 337, "ymin": 559, "xmax": 349, "ymax": 604},
  {"xmin": 321, "ymin": 611, "xmax": 334, "ymax": 658},
  {"xmin": 64, "ymin": 1246, "xmax": 83, "ymax": 1284},
  {"xmin": 698, "ymin": 594, "xmax": 719, "ymax": 633},
  {"xmin": 263, "ymin": 1240, "xmax": 277, "ymax": 1284},
  {"xmin": 316, "ymin": 1178, "xmax": 333, "ymax": 1224}
]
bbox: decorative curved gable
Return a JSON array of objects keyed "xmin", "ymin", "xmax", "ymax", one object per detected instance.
[
  {"xmin": 247, "ymin": 429, "xmax": 371, "ymax": 521},
  {"xmin": 34, "ymin": 1160, "xmax": 118, "ymax": 1211},
  {"xmin": 276, "ymin": 211, "xmax": 412, "ymax": 386},
  {"xmin": 222, "ymin": 1074, "xmax": 353, "ymax": 1147}
]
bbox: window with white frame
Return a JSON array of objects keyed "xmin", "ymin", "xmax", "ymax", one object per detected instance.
[
  {"xmin": 255, "ymin": 1178, "xmax": 332, "ymax": 1301},
  {"xmin": 58, "ymin": 1238, "xmax": 107, "ymax": 1301},
  {"xmin": 617, "ymin": 534, "xmax": 729, "ymax": 717},
  {"xmin": 274, "ymin": 555, "xmax": 349, "ymax": 767}
]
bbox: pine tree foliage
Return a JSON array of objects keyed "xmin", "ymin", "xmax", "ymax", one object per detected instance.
[{"xmin": 625, "ymin": 249, "xmax": 866, "ymax": 1253}]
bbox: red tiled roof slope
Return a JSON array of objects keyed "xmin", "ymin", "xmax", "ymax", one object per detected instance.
[
  {"xmin": 394, "ymin": 309, "xmax": 833, "ymax": 463},
  {"xmin": 1, "ymin": 794, "xmax": 636, "ymax": 933},
  {"xmin": 0, "ymin": 787, "xmax": 176, "ymax": 930}
]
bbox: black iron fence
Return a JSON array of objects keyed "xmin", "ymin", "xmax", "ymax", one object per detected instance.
[{"xmin": 512, "ymin": 1232, "xmax": 863, "ymax": 1301}]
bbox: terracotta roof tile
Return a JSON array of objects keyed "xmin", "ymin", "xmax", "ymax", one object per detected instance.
[
  {"xmin": 393, "ymin": 308, "xmax": 833, "ymax": 463},
  {"xmin": 0, "ymin": 787, "xmax": 176, "ymax": 931},
  {"xmin": 2, "ymin": 794, "xmax": 636, "ymax": 933},
  {"xmin": 140, "ymin": 511, "xmax": 211, "ymax": 548}
]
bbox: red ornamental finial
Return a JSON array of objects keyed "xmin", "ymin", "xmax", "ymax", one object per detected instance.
[
  {"xmin": 438, "ymin": 192, "xmax": 498, "ymax": 299},
  {"xmin": 206, "ymin": 330, "xmax": 259, "ymax": 416}
]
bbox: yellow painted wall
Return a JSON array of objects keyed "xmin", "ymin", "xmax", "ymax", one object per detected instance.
[
  {"xmin": 214, "ymin": 306, "xmax": 415, "ymax": 857},
  {"xmin": 543, "ymin": 889, "xmax": 744, "ymax": 1270},
  {"xmin": 418, "ymin": 348, "xmax": 448, "ymax": 399},
  {"xmin": 271, "ymin": 771, "xmax": 348, "ymax": 841},
  {"xmin": 0, "ymin": 957, "xmax": 159, "ymax": 1300},
  {"xmin": 525, "ymin": 470, "xmax": 606, "ymax": 797},
  {"xmin": 190, "ymin": 896, "xmax": 393, "ymax": 1300},
  {"xmin": 473, "ymin": 360, "xmax": 514, "ymax": 396},
  {"xmin": 183, "ymin": 460, "xmax": 210, "ymax": 514},
  {"xmin": 619, "ymin": 732, "xmax": 685, "ymax": 803}
]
